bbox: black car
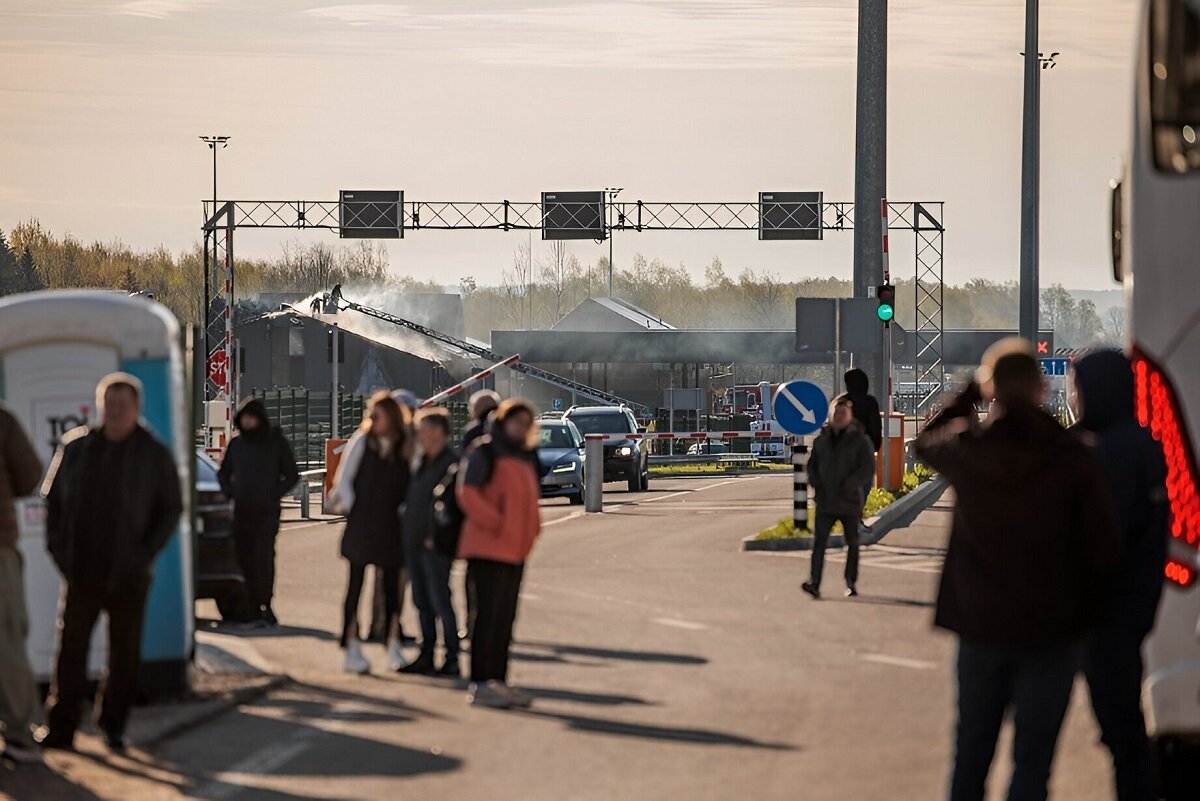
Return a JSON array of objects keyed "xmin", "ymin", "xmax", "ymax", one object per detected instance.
[
  {"xmin": 194, "ymin": 450, "xmax": 252, "ymax": 622},
  {"xmin": 564, "ymin": 406, "xmax": 649, "ymax": 492}
]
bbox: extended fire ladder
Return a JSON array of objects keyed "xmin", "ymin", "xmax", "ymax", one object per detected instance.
[{"xmin": 315, "ymin": 286, "xmax": 652, "ymax": 417}]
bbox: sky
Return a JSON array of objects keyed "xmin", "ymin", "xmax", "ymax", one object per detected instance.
[{"xmin": 0, "ymin": 0, "xmax": 1139, "ymax": 290}]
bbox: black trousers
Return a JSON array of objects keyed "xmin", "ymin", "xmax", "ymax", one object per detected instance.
[
  {"xmin": 343, "ymin": 562, "xmax": 399, "ymax": 647},
  {"xmin": 469, "ymin": 559, "xmax": 524, "ymax": 683},
  {"xmin": 809, "ymin": 512, "xmax": 861, "ymax": 589},
  {"xmin": 233, "ymin": 507, "xmax": 280, "ymax": 614},
  {"xmin": 1083, "ymin": 621, "xmax": 1156, "ymax": 801},
  {"xmin": 46, "ymin": 578, "xmax": 150, "ymax": 737}
]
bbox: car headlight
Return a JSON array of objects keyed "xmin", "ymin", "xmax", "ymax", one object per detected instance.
[
  {"xmin": 616, "ymin": 446, "xmax": 633, "ymax": 457},
  {"xmin": 552, "ymin": 461, "xmax": 578, "ymax": 473}
]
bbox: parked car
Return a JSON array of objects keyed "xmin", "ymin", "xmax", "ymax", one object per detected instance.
[
  {"xmin": 194, "ymin": 450, "xmax": 251, "ymax": 622},
  {"xmin": 687, "ymin": 441, "xmax": 730, "ymax": 456},
  {"xmin": 564, "ymin": 405, "xmax": 649, "ymax": 492},
  {"xmin": 537, "ymin": 420, "xmax": 586, "ymax": 505}
]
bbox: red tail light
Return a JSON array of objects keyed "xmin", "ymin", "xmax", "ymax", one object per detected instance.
[{"xmin": 1133, "ymin": 354, "xmax": 1200, "ymax": 587}]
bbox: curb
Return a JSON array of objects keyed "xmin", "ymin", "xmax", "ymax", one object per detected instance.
[
  {"xmin": 860, "ymin": 476, "xmax": 948, "ymax": 546},
  {"xmin": 130, "ymin": 673, "xmax": 290, "ymax": 749},
  {"xmin": 742, "ymin": 533, "xmax": 845, "ymax": 552}
]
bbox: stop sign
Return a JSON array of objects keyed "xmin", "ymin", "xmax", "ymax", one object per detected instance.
[{"xmin": 208, "ymin": 351, "xmax": 228, "ymax": 390}]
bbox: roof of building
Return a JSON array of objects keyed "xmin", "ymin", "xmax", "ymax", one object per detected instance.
[{"xmin": 552, "ymin": 296, "xmax": 675, "ymax": 333}]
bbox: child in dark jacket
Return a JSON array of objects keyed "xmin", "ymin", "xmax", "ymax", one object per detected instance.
[{"xmin": 802, "ymin": 395, "xmax": 876, "ymax": 600}]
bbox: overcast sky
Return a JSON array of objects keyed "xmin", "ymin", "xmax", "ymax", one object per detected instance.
[{"xmin": 1, "ymin": 1, "xmax": 1138, "ymax": 289}]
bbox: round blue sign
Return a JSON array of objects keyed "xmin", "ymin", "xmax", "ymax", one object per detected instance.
[{"xmin": 771, "ymin": 380, "xmax": 829, "ymax": 436}]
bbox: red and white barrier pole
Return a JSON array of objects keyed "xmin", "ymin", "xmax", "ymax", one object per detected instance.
[{"xmin": 420, "ymin": 353, "xmax": 521, "ymax": 407}]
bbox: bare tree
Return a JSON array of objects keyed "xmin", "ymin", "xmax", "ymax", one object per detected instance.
[
  {"xmin": 539, "ymin": 240, "xmax": 581, "ymax": 323},
  {"xmin": 1104, "ymin": 305, "xmax": 1127, "ymax": 344},
  {"xmin": 500, "ymin": 241, "xmax": 533, "ymax": 328}
]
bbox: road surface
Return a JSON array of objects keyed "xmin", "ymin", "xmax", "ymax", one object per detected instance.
[{"xmin": 1, "ymin": 475, "xmax": 1112, "ymax": 800}]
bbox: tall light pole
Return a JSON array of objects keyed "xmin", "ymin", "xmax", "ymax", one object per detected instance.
[
  {"xmin": 199, "ymin": 135, "xmax": 230, "ymax": 300},
  {"xmin": 605, "ymin": 187, "xmax": 622, "ymax": 297}
]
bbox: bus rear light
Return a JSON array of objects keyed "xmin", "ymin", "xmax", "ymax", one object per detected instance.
[
  {"xmin": 1165, "ymin": 559, "xmax": 1196, "ymax": 588},
  {"xmin": 1133, "ymin": 354, "xmax": 1200, "ymax": 587}
]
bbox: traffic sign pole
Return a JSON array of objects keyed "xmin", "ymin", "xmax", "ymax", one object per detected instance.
[{"xmin": 792, "ymin": 440, "xmax": 810, "ymax": 533}]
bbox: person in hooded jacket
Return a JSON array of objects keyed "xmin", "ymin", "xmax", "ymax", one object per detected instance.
[
  {"xmin": 328, "ymin": 391, "xmax": 411, "ymax": 674},
  {"xmin": 914, "ymin": 339, "xmax": 1121, "ymax": 801},
  {"xmin": 457, "ymin": 398, "xmax": 541, "ymax": 709},
  {"xmin": 802, "ymin": 395, "xmax": 876, "ymax": 600},
  {"xmin": 217, "ymin": 398, "xmax": 299, "ymax": 626},
  {"xmin": 843, "ymin": 368, "xmax": 882, "ymax": 499},
  {"xmin": 1070, "ymin": 350, "xmax": 1169, "ymax": 801}
]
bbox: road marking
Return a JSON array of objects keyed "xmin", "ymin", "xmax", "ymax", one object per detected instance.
[
  {"xmin": 542, "ymin": 511, "xmax": 586, "ymax": 527},
  {"xmin": 651, "ymin": 617, "xmax": 709, "ymax": 631},
  {"xmin": 860, "ymin": 653, "xmax": 939, "ymax": 671},
  {"xmin": 187, "ymin": 727, "xmax": 322, "ymax": 799},
  {"xmin": 521, "ymin": 592, "xmax": 542, "ymax": 601}
]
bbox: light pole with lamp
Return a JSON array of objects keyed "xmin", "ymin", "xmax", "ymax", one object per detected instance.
[{"xmin": 605, "ymin": 187, "xmax": 622, "ymax": 297}]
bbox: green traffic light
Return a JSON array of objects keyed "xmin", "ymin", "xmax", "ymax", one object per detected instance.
[{"xmin": 877, "ymin": 304, "xmax": 895, "ymax": 322}]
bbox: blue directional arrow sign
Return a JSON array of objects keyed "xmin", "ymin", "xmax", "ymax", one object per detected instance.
[{"xmin": 772, "ymin": 380, "xmax": 829, "ymax": 437}]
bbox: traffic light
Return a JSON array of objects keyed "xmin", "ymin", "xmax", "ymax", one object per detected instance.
[{"xmin": 876, "ymin": 283, "xmax": 896, "ymax": 324}]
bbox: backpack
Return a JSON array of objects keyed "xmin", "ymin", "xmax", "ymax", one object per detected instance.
[{"xmin": 431, "ymin": 462, "xmax": 463, "ymax": 556}]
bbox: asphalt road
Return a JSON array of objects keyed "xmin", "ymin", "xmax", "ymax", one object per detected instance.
[{"xmin": 2, "ymin": 475, "xmax": 1114, "ymax": 801}]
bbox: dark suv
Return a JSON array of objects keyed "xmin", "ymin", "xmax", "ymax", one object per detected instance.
[{"xmin": 564, "ymin": 406, "xmax": 649, "ymax": 492}]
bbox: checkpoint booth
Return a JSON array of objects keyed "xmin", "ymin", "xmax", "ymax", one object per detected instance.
[{"xmin": 0, "ymin": 290, "xmax": 193, "ymax": 696}]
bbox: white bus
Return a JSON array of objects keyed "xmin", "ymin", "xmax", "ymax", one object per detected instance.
[{"xmin": 1113, "ymin": 1, "xmax": 1200, "ymax": 792}]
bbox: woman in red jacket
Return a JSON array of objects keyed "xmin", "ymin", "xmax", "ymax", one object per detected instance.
[{"xmin": 457, "ymin": 398, "xmax": 542, "ymax": 709}]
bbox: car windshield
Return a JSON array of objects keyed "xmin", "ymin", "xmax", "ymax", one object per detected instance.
[
  {"xmin": 195, "ymin": 453, "xmax": 218, "ymax": 484},
  {"xmin": 539, "ymin": 425, "xmax": 578, "ymax": 449},
  {"xmin": 568, "ymin": 412, "xmax": 633, "ymax": 435}
]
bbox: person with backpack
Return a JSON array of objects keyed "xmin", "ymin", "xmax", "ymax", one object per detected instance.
[
  {"xmin": 801, "ymin": 395, "xmax": 876, "ymax": 600},
  {"xmin": 217, "ymin": 397, "xmax": 299, "ymax": 627},
  {"xmin": 329, "ymin": 391, "xmax": 411, "ymax": 675},
  {"xmin": 457, "ymin": 398, "xmax": 542, "ymax": 709},
  {"xmin": 399, "ymin": 407, "xmax": 463, "ymax": 678},
  {"xmin": 1071, "ymin": 350, "xmax": 1169, "ymax": 801}
]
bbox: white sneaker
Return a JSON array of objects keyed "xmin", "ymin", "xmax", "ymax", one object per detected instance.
[
  {"xmin": 499, "ymin": 684, "xmax": 533, "ymax": 708},
  {"xmin": 468, "ymin": 680, "xmax": 512, "ymax": 709},
  {"xmin": 386, "ymin": 639, "xmax": 407, "ymax": 672},
  {"xmin": 342, "ymin": 640, "xmax": 371, "ymax": 674}
]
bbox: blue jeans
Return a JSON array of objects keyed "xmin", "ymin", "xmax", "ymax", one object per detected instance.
[
  {"xmin": 950, "ymin": 638, "xmax": 1078, "ymax": 801},
  {"xmin": 407, "ymin": 545, "xmax": 459, "ymax": 661}
]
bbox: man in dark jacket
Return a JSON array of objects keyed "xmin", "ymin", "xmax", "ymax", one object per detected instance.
[
  {"xmin": 802, "ymin": 395, "xmax": 876, "ymax": 600},
  {"xmin": 461, "ymin": 389, "xmax": 500, "ymax": 453},
  {"xmin": 0, "ymin": 404, "xmax": 44, "ymax": 763},
  {"xmin": 914, "ymin": 339, "xmax": 1120, "ymax": 801},
  {"xmin": 400, "ymin": 407, "xmax": 462, "ymax": 678},
  {"xmin": 40, "ymin": 374, "xmax": 183, "ymax": 752},
  {"xmin": 217, "ymin": 398, "xmax": 299, "ymax": 626},
  {"xmin": 1071, "ymin": 350, "xmax": 1168, "ymax": 801}
]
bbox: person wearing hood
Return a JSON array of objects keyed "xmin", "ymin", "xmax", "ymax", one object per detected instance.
[
  {"xmin": 218, "ymin": 397, "xmax": 300, "ymax": 627},
  {"xmin": 914, "ymin": 339, "xmax": 1121, "ymax": 801},
  {"xmin": 1070, "ymin": 350, "xmax": 1168, "ymax": 801},
  {"xmin": 801, "ymin": 395, "xmax": 876, "ymax": 600},
  {"xmin": 457, "ymin": 398, "xmax": 541, "ymax": 709},
  {"xmin": 843, "ymin": 368, "xmax": 883, "ymax": 501}
]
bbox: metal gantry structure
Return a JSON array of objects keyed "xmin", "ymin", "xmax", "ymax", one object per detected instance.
[{"xmin": 202, "ymin": 196, "xmax": 945, "ymax": 418}]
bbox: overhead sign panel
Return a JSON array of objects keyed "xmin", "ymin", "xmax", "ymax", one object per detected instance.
[
  {"xmin": 340, "ymin": 190, "xmax": 402, "ymax": 239},
  {"xmin": 759, "ymin": 191, "xmax": 823, "ymax": 241},
  {"xmin": 542, "ymin": 191, "xmax": 605, "ymax": 241}
]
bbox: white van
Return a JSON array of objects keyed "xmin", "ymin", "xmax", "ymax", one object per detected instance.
[{"xmin": 1113, "ymin": 1, "xmax": 1200, "ymax": 794}]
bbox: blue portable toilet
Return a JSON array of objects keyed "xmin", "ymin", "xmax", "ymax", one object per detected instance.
[{"xmin": 0, "ymin": 290, "xmax": 193, "ymax": 697}]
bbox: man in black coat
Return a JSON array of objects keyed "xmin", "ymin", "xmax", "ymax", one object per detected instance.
[
  {"xmin": 802, "ymin": 396, "xmax": 876, "ymax": 600},
  {"xmin": 844, "ymin": 368, "xmax": 882, "ymax": 499},
  {"xmin": 41, "ymin": 374, "xmax": 183, "ymax": 752},
  {"xmin": 461, "ymin": 389, "xmax": 500, "ymax": 453},
  {"xmin": 218, "ymin": 398, "xmax": 299, "ymax": 627},
  {"xmin": 914, "ymin": 339, "xmax": 1121, "ymax": 801},
  {"xmin": 1071, "ymin": 350, "xmax": 1168, "ymax": 801}
]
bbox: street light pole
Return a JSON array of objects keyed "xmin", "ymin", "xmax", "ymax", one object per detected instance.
[
  {"xmin": 199, "ymin": 135, "xmax": 230, "ymax": 301},
  {"xmin": 1018, "ymin": 2, "xmax": 1040, "ymax": 343},
  {"xmin": 605, "ymin": 187, "xmax": 622, "ymax": 298}
]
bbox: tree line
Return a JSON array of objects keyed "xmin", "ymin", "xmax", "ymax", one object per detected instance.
[{"xmin": 1, "ymin": 219, "xmax": 1119, "ymax": 348}]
